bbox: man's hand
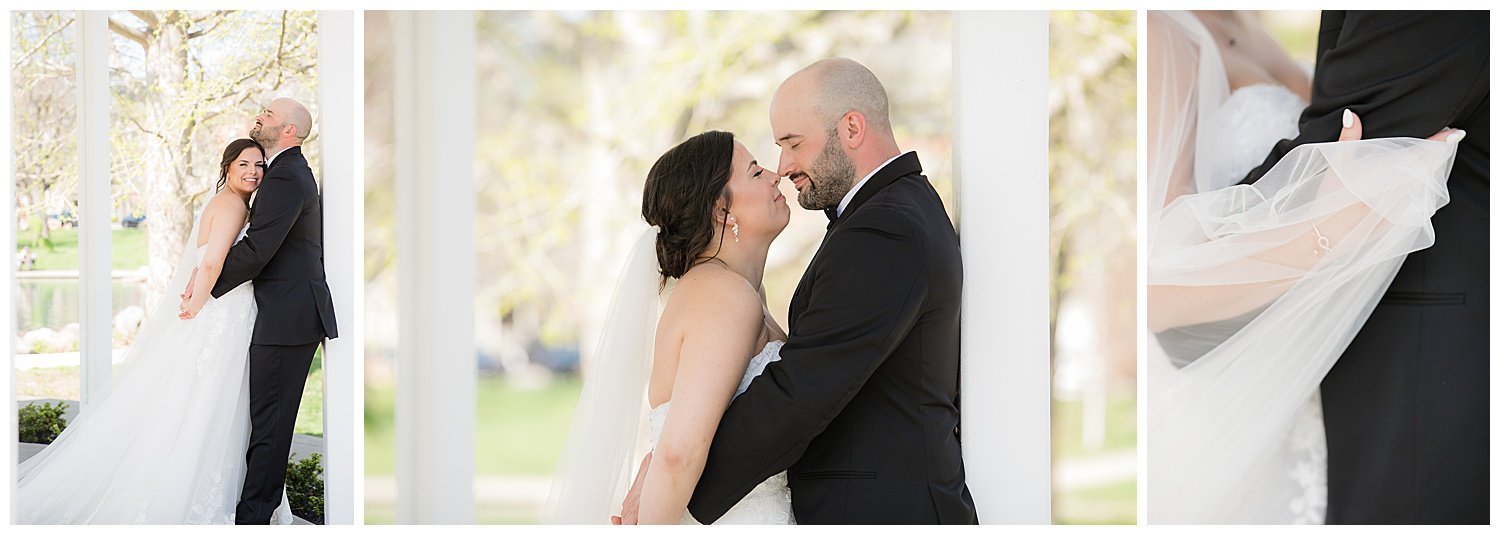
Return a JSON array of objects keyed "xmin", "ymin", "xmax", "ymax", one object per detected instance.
[{"xmin": 611, "ymin": 452, "xmax": 652, "ymax": 525}]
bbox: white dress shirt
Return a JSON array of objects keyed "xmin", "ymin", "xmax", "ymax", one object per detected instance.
[{"xmin": 835, "ymin": 153, "xmax": 904, "ymax": 217}]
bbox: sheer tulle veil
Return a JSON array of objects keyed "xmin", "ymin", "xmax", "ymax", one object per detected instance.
[
  {"xmin": 1146, "ymin": 11, "xmax": 1458, "ymax": 523},
  {"xmin": 542, "ymin": 224, "xmax": 665, "ymax": 524}
]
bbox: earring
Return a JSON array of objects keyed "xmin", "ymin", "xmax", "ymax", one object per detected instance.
[{"xmin": 732, "ymin": 222, "xmax": 740, "ymax": 243}]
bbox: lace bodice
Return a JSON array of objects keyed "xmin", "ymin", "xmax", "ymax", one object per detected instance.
[
  {"xmin": 647, "ymin": 340, "xmax": 794, "ymax": 525},
  {"xmin": 1198, "ymin": 83, "xmax": 1307, "ymax": 192}
]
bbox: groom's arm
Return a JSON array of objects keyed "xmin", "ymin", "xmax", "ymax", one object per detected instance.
[
  {"xmin": 685, "ymin": 204, "xmax": 929, "ymax": 523},
  {"xmin": 210, "ymin": 172, "xmax": 304, "ymax": 298},
  {"xmin": 1240, "ymin": 11, "xmax": 1488, "ymax": 185}
]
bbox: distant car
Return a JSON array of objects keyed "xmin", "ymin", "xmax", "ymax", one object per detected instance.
[{"xmin": 121, "ymin": 211, "xmax": 146, "ymax": 228}]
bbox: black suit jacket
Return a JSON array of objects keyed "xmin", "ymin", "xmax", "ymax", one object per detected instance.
[
  {"xmin": 1241, "ymin": 11, "xmax": 1488, "ymax": 524},
  {"xmin": 686, "ymin": 152, "xmax": 976, "ymax": 524},
  {"xmin": 211, "ymin": 146, "xmax": 339, "ymax": 346}
]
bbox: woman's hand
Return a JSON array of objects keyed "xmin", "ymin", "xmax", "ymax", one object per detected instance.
[
  {"xmin": 178, "ymin": 293, "xmax": 208, "ymax": 320},
  {"xmin": 1338, "ymin": 108, "xmax": 1464, "ymax": 144}
]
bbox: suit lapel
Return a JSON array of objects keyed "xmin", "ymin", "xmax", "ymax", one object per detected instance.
[{"xmin": 788, "ymin": 152, "xmax": 923, "ymax": 329}]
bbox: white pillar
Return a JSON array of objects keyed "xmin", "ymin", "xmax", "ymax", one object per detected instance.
[
  {"xmin": 954, "ymin": 11, "xmax": 1051, "ymax": 524},
  {"xmin": 76, "ymin": 10, "xmax": 113, "ymax": 412},
  {"xmin": 392, "ymin": 10, "xmax": 477, "ymax": 524},
  {"xmin": 3, "ymin": 10, "xmax": 17, "ymax": 522},
  {"xmin": 317, "ymin": 11, "xmax": 364, "ymax": 526}
]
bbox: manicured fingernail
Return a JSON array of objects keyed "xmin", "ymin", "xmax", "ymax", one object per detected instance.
[
  {"xmin": 1342, "ymin": 109, "xmax": 1354, "ymax": 129},
  {"xmin": 1446, "ymin": 130, "xmax": 1466, "ymax": 144}
]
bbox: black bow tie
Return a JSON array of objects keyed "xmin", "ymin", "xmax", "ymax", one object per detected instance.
[{"xmin": 824, "ymin": 208, "xmax": 838, "ymax": 222}]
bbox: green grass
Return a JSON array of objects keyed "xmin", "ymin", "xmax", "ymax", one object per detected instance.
[
  {"xmin": 1053, "ymin": 395, "xmax": 1137, "ymax": 457},
  {"xmin": 1055, "ymin": 479, "xmax": 1137, "ymax": 525},
  {"xmin": 1053, "ymin": 395, "xmax": 1137, "ymax": 525},
  {"xmin": 15, "ymin": 216, "xmax": 150, "ymax": 271},
  {"xmin": 364, "ymin": 375, "xmax": 582, "ymax": 476},
  {"xmin": 294, "ymin": 349, "xmax": 325, "ymax": 437}
]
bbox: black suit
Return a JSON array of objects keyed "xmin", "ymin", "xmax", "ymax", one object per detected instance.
[
  {"xmin": 1240, "ymin": 11, "xmax": 1488, "ymax": 524},
  {"xmin": 211, "ymin": 145, "xmax": 339, "ymax": 524},
  {"xmin": 686, "ymin": 152, "xmax": 976, "ymax": 524}
]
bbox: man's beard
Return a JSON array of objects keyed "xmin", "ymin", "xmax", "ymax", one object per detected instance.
[
  {"xmin": 250, "ymin": 124, "xmax": 281, "ymax": 150},
  {"xmin": 797, "ymin": 130, "xmax": 858, "ymax": 211}
]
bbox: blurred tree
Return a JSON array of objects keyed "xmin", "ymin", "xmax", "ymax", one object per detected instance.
[
  {"xmin": 11, "ymin": 12, "xmax": 78, "ymax": 248},
  {"xmin": 365, "ymin": 11, "xmax": 954, "ymax": 375}
]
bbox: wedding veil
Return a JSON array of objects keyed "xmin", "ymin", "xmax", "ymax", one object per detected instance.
[
  {"xmin": 1146, "ymin": 12, "xmax": 1458, "ymax": 523},
  {"xmin": 542, "ymin": 224, "xmax": 663, "ymax": 524}
]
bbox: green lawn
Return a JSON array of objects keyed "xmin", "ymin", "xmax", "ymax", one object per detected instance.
[
  {"xmin": 364, "ymin": 375, "xmax": 582, "ymax": 476},
  {"xmin": 16, "ymin": 216, "xmax": 149, "ymax": 271},
  {"xmin": 1052, "ymin": 395, "xmax": 1137, "ymax": 525}
]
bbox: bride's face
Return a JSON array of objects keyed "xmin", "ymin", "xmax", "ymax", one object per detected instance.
[
  {"xmin": 723, "ymin": 141, "xmax": 791, "ymax": 241},
  {"xmin": 226, "ymin": 147, "xmax": 265, "ymax": 195}
]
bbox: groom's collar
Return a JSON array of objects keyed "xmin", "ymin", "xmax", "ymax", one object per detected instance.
[
  {"xmin": 265, "ymin": 145, "xmax": 301, "ymax": 169},
  {"xmin": 825, "ymin": 151, "xmax": 921, "ymax": 228}
]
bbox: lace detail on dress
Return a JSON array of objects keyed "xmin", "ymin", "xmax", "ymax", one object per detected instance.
[
  {"xmin": 1286, "ymin": 394, "xmax": 1328, "ymax": 524},
  {"xmin": 648, "ymin": 340, "xmax": 795, "ymax": 525},
  {"xmin": 1198, "ymin": 83, "xmax": 1306, "ymax": 192}
]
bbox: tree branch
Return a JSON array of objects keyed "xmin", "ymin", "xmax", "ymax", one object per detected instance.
[
  {"xmin": 12, "ymin": 16, "xmax": 74, "ymax": 71},
  {"xmin": 109, "ymin": 16, "xmax": 149, "ymax": 49},
  {"xmin": 127, "ymin": 10, "xmax": 159, "ymax": 28}
]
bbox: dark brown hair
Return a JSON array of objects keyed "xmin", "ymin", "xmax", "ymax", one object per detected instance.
[
  {"xmin": 641, "ymin": 130, "xmax": 736, "ymax": 280},
  {"xmin": 217, "ymin": 138, "xmax": 265, "ymax": 192}
]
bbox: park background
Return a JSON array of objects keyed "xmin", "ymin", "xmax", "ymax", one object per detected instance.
[{"xmin": 361, "ymin": 10, "xmax": 1137, "ymax": 524}]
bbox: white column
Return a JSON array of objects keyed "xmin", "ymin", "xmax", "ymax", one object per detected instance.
[
  {"xmin": 954, "ymin": 11, "xmax": 1051, "ymax": 524},
  {"xmin": 317, "ymin": 11, "xmax": 364, "ymax": 526},
  {"xmin": 392, "ymin": 11, "xmax": 477, "ymax": 524},
  {"xmin": 3, "ymin": 10, "xmax": 17, "ymax": 522},
  {"xmin": 76, "ymin": 10, "xmax": 113, "ymax": 413}
]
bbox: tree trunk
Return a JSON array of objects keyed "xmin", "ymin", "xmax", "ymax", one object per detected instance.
[{"xmin": 140, "ymin": 12, "xmax": 194, "ymax": 304}]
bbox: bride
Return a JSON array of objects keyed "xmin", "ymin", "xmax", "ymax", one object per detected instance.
[
  {"xmin": 17, "ymin": 139, "xmax": 293, "ymax": 524},
  {"xmin": 542, "ymin": 130, "xmax": 795, "ymax": 524},
  {"xmin": 1146, "ymin": 11, "xmax": 1462, "ymax": 524}
]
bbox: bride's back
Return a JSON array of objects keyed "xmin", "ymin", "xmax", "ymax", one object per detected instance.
[{"xmin": 647, "ymin": 262, "xmax": 772, "ymax": 409}]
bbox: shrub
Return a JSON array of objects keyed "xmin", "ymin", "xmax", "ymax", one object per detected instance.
[
  {"xmin": 285, "ymin": 453, "xmax": 325, "ymax": 524},
  {"xmin": 19, "ymin": 401, "xmax": 69, "ymax": 444}
]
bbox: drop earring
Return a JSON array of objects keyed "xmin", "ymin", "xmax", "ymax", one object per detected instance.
[{"xmin": 732, "ymin": 221, "xmax": 740, "ymax": 243}]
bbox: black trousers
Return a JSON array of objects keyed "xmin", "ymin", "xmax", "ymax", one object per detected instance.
[{"xmin": 235, "ymin": 341, "xmax": 320, "ymax": 524}]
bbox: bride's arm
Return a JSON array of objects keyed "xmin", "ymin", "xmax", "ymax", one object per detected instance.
[
  {"xmin": 636, "ymin": 271, "xmax": 762, "ymax": 524},
  {"xmin": 179, "ymin": 196, "xmax": 247, "ymax": 319}
]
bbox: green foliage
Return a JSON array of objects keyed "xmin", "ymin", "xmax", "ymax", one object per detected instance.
[
  {"xmin": 285, "ymin": 453, "xmax": 325, "ymax": 525},
  {"xmin": 18, "ymin": 401, "xmax": 70, "ymax": 444}
]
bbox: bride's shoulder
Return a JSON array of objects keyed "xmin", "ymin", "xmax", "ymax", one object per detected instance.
[
  {"xmin": 668, "ymin": 263, "xmax": 761, "ymax": 319},
  {"xmin": 203, "ymin": 192, "xmax": 248, "ymax": 218}
]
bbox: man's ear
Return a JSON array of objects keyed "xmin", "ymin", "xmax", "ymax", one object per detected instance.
[{"xmin": 842, "ymin": 111, "xmax": 867, "ymax": 150}]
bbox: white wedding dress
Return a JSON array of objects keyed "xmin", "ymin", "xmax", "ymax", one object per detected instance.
[
  {"xmin": 1147, "ymin": 11, "xmax": 1458, "ymax": 524},
  {"xmin": 649, "ymin": 340, "xmax": 795, "ymax": 525},
  {"xmin": 16, "ymin": 219, "xmax": 292, "ymax": 524}
]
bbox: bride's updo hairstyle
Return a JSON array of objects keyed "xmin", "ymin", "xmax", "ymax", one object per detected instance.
[
  {"xmin": 642, "ymin": 130, "xmax": 736, "ymax": 280},
  {"xmin": 216, "ymin": 138, "xmax": 265, "ymax": 192}
]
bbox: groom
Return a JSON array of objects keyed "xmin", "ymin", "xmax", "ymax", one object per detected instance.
[
  {"xmin": 1239, "ymin": 12, "xmax": 1488, "ymax": 524},
  {"xmin": 193, "ymin": 97, "xmax": 339, "ymax": 524},
  {"xmin": 625, "ymin": 58, "xmax": 976, "ymax": 524}
]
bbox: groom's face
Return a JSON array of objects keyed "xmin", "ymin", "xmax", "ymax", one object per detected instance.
[
  {"xmin": 772, "ymin": 92, "xmax": 857, "ymax": 211},
  {"xmin": 250, "ymin": 106, "xmax": 287, "ymax": 148}
]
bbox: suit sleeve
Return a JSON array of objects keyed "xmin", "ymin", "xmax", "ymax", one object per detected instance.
[
  {"xmin": 210, "ymin": 172, "xmax": 304, "ymax": 298},
  {"xmin": 685, "ymin": 205, "xmax": 929, "ymax": 523},
  {"xmin": 1241, "ymin": 11, "xmax": 1489, "ymax": 185}
]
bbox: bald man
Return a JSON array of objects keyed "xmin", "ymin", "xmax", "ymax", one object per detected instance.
[
  {"xmin": 212, "ymin": 97, "xmax": 339, "ymax": 524},
  {"xmin": 637, "ymin": 58, "xmax": 972, "ymax": 524}
]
